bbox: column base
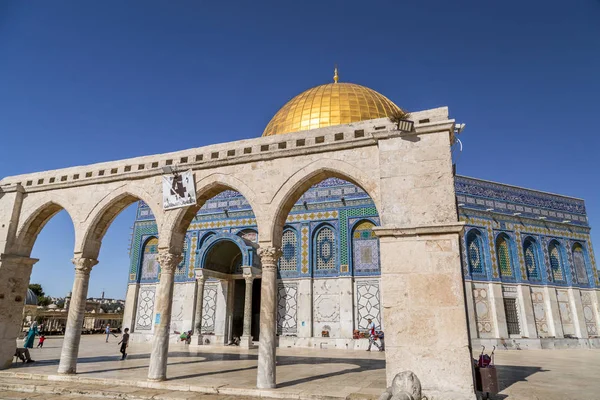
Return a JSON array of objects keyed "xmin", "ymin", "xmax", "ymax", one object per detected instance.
[
  {"xmin": 193, "ymin": 334, "xmax": 204, "ymax": 345},
  {"xmin": 239, "ymin": 336, "xmax": 253, "ymax": 349},
  {"xmin": 57, "ymin": 368, "xmax": 76, "ymax": 375},
  {"xmin": 147, "ymin": 377, "xmax": 166, "ymax": 382}
]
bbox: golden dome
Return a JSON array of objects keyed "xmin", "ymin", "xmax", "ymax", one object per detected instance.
[{"xmin": 262, "ymin": 76, "xmax": 400, "ymax": 136}]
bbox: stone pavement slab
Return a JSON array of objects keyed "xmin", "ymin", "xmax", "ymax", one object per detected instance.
[{"xmin": 3, "ymin": 335, "xmax": 600, "ymax": 400}]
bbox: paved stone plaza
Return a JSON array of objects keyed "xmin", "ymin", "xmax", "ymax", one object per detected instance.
[{"xmin": 1, "ymin": 335, "xmax": 599, "ymax": 400}]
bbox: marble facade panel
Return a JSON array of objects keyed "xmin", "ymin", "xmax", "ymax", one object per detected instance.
[
  {"xmin": 531, "ymin": 287, "xmax": 550, "ymax": 337},
  {"xmin": 135, "ymin": 284, "xmax": 156, "ymax": 332},
  {"xmin": 313, "ymin": 279, "xmax": 341, "ymax": 337},
  {"xmin": 472, "ymin": 282, "xmax": 494, "ymax": 338},
  {"xmin": 557, "ymin": 289, "xmax": 575, "ymax": 336}
]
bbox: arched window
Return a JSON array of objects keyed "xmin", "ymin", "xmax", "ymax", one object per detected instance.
[
  {"xmin": 548, "ymin": 241, "xmax": 565, "ymax": 283},
  {"xmin": 352, "ymin": 220, "xmax": 380, "ymax": 275},
  {"xmin": 199, "ymin": 232, "xmax": 216, "ymax": 248},
  {"xmin": 140, "ymin": 237, "xmax": 159, "ymax": 281},
  {"xmin": 279, "ymin": 229, "xmax": 298, "ymax": 271},
  {"xmin": 572, "ymin": 243, "xmax": 589, "ymax": 285},
  {"xmin": 466, "ymin": 230, "xmax": 485, "ymax": 276},
  {"xmin": 314, "ymin": 225, "xmax": 337, "ymax": 272},
  {"xmin": 523, "ymin": 238, "xmax": 541, "ymax": 281},
  {"xmin": 496, "ymin": 234, "xmax": 513, "ymax": 278}
]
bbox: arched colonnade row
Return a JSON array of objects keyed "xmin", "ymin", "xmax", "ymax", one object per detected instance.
[
  {"xmin": 0, "ymin": 160, "xmax": 384, "ymax": 383},
  {"xmin": 0, "ymin": 119, "xmax": 477, "ymax": 397}
]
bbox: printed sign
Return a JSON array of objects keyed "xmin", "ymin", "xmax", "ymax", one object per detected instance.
[{"xmin": 162, "ymin": 169, "xmax": 197, "ymax": 210}]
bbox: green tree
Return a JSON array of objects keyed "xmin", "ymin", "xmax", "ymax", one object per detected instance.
[
  {"xmin": 28, "ymin": 283, "xmax": 45, "ymax": 298},
  {"xmin": 29, "ymin": 283, "xmax": 51, "ymax": 306}
]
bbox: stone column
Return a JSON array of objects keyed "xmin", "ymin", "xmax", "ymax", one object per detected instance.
[
  {"xmin": 375, "ymin": 225, "xmax": 476, "ymax": 400},
  {"xmin": 516, "ymin": 285, "xmax": 537, "ymax": 339},
  {"xmin": 193, "ymin": 274, "xmax": 207, "ymax": 344},
  {"xmin": 568, "ymin": 287, "xmax": 588, "ymax": 339},
  {"xmin": 147, "ymin": 251, "xmax": 182, "ymax": 381},
  {"xmin": 256, "ymin": 246, "xmax": 281, "ymax": 389},
  {"xmin": 58, "ymin": 257, "xmax": 98, "ymax": 374},
  {"xmin": 0, "ymin": 254, "xmax": 38, "ymax": 369},
  {"xmin": 489, "ymin": 282, "xmax": 509, "ymax": 339},
  {"xmin": 240, "ymin": 274, "xmax": 254, "ymax": 348},
  {"xmin": 545, "ymin": 287, "xmax": 564, "ymax": 338}
]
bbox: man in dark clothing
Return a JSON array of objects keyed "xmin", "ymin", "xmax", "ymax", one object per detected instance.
[{"xmin": 118, "ymin": 328, "xmax": 129, "ymax": 360}]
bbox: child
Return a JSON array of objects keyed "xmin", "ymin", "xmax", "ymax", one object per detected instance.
[
  {"xmin": 118, "ymin": 328, "xmax": 129, "ymax": 360},
  {"xmin": 37, "ymin": 335, "xmax": 46, "ymax": 348}
]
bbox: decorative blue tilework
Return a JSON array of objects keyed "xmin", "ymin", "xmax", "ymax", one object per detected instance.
[
  {"xmin": 523, "ymin": 238, "xmax": 541, "ymax": 281},
  {"xmin": 466, "ymin": 229, "xmax": 486, "ymax": 277}
]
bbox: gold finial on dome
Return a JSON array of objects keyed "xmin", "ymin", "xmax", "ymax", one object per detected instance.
[{"xmin": 333, "ymin": 65, "xmax": 339, "ymax": 83}]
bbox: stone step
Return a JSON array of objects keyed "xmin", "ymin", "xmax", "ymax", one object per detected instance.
[{"xmin": 0, "ymin": 375, "xmax": 375, "ymax": 400}]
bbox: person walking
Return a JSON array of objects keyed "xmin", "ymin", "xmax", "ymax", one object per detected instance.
[
  {"xmin": 118, "ymin": 328, "xmax": 129, "ymax": 360},
  {"xmin": 366, "ymin": 318, "xmax": 381, "ymax": 351},
  {"xmin": 23, "ymin": 322, "xmax": 39, "ymax": 349},
  {"xmin": 105, "ymin": 324, "xmax": 111, "ymax": 342},
  {"xmin": 37, "ymin": 334, "xmax": 46, "ymax": 348}
]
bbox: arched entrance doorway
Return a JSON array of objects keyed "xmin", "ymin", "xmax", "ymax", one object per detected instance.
[{"xmin": 196, "ymin": 233, "xmax": 261, "ymax": 347}]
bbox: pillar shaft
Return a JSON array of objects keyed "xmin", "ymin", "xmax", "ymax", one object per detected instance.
[
  {"xmin": 58, "ymin": 257, "xmax": 98, "ymax": 374},
  {"xmin": 194, "ymin": 276, "xmax": 207, "ymax": 336},
  {"xmin": 0, "ymin": 254, "xmax": 37, "ymax": 370},
  {"xmin": 242, "ymin": 275, "xmax": 254, "ymax": 337},
  {"xmin": 256, "ymin": 246, "xmax": 281, "ymax": 389},
  {"xmin": 148, "ymin": 251, "xmax": 183, "ymax": 381}
]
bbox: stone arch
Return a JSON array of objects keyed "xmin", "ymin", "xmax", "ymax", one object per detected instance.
[
  {"xmin": 14, "ymin": 196, "xmax": 77, "ymax": 257},
  {"xmin": 266, "ymin": 159, "xmax": 381, "ymax": 247},
  {"xmin": 162, "ymin": 173, "xmax": 262, "ymax": 255},
  {"xmin": 79, "ymin": 184, "xmax": 162, "ymax": 259}
]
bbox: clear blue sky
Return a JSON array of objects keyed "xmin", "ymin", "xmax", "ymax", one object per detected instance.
[{"xmin": 1, "ymin": 1, "xmax": 599, "ymax": 298}]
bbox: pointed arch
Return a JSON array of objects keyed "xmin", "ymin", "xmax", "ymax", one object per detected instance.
[
  {"xmin": 138, "ymin": 236, "xmax": 159, "ymax": 283},
  {"xmin": 465, "ymin": 228, "xmax": 486, "ymax": 278},
  {"xmin": 522, "ymin": 236, "xmax": 541, "ymax": 281},
  {"xmin": 548, "ymin": 240, "xmax": 566, "ymax": 283},
  {"xmin": 15, "ymin": 198, "xmax": 77, "ymax": 257},
  {"xmin": 351, "ymin": 219, "xmax": 380, "ymax": 276},
  {"xmin": 572, "ymin": 242, "xmax": 590, "ymax": 285},
  {"xmin": 79, "ymin": 183, "xmax": 162, "ymax": 259},
  {"xmin": 267, "ymin": 159, "xmax": 380, "ymax": 247},
  {"xmin": 312, "ymin": 222, "xmax": 338, "ymax": 276},
  {"xmin": 495, "ymin": 233, "xmax": 514, "ymax": 279}
]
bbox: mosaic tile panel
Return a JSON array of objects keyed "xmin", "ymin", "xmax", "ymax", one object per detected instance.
[
  {"xmin": 277, "ymin": 282, "xmax": 298, "ymax": 335},
  {"xmin": 129, "ymin": 221, "xmax": 159, "ymax": 280},
  {"xmin": 301, "ymin": 225, "xmax": 309, "ymax": 274},
  {"xmin": 140, "ymin": 238, "xmax": 159, "ymax": 281},
  {"xmin": 549, "ymin": 243, "xmax": 565, "ymax": 282},
  {"xmin": 315, "ymin": 226, "xmax": 336, "ymax": 271},
  {"xmin": 352, "ymin": 221, "xmax": 380, "ymax": 275},
  {"xmin": 356, "ymin": 280, "xmax": 381, "ymax": 330},
  {"xmin": 572, "ymin": 245, "xmax": 589, "ymax": 285},
  {"xmin": 135, "ymin": 285, "xmax": 156, "ymax": 331},
  {"xmin": 279, "ymin": 229, "xmax": 298, "ymax": 272}
]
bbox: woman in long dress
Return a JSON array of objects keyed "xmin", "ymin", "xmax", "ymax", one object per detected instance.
[{"xmin": 23, "ymin": 321, "xmax": 39, "ymax": 349}]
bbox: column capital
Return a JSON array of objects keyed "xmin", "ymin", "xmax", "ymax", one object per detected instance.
[
  {"xmin": 156, "ymin": 250, "xmax": 183, "ymax": 273},
  {"xmin": 71, "ymin": 257, "xmax": 98, "ymax": 274},
  {"xmin": 243, "ymin": 274, "xmax": 255, "ymax": 284},
  {"xmin": 258, "ymin": 246, "xmax": 282, "ymax": 270},
  {"xmin": 0, "ymin": 253, "xmax": 39, "ymax": 267}
]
